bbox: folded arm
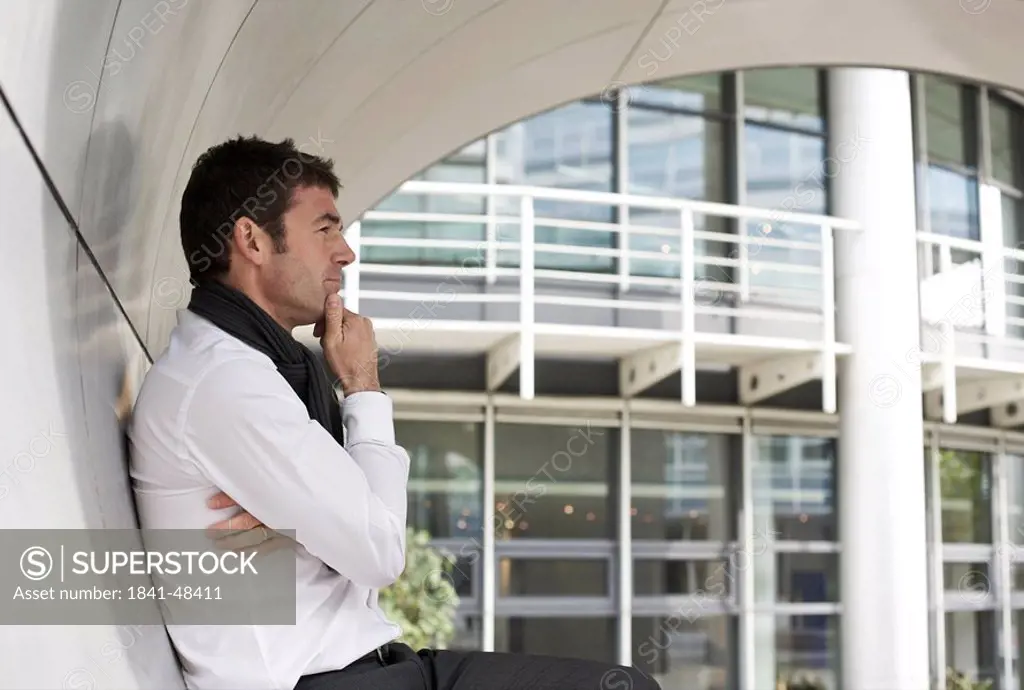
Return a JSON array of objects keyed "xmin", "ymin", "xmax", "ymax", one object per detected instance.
[{"xmin": 184, "ymin": 357, "xmax": 410, "ymax": 588}]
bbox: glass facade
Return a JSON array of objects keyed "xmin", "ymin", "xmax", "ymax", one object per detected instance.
[
  {"xmin": 627, "ymin": 75, "xmax": 728, "ymax": 281},
  {"xmin": 393, "ymin": 407, "xmax": 1024, "ymax": 689},
  {"xmin": 927, "ymin": 445, "xmax": 1024, "ymax": 689},
  {"xmin": 364, "ymin": 67, "xmax": 1024, "ymax": 333},
  {"xmin": 395, "ymin": 412, "xmax": 844, "ymax": 690},
  {"xmin": 366, "ymin": 66, "xmax": 1024, "ymax": 690},
  {"xmin": 920, "ymin": 75, "xmax": 981, "ymax": 242},
  {"xmin": 742, "ymin": 68, "xmax": 826, "ymax": 301},
  {"xmin": 911, "ymin": 74, "xmax": 1024, "ymax": 340},
  {"xmin": 630, "ymin": 429, "xmax": 734, "ymax": 542},
  {"xmin": 363, "ymin": 67, "xmax": 841, "ymax": 312},
  {"xmin": 494, "ymin": 422, "xmax": 616, "ymax": 540}
]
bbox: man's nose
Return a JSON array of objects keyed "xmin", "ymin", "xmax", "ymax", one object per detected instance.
[{"xmin": 334, "ymin": 235, "xmax": 357, "ymax": 267}]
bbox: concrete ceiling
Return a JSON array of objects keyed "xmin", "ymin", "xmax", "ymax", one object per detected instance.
[{"xmin": 2, "ymin": 0, "xmax": 1022, "ymax": 357}]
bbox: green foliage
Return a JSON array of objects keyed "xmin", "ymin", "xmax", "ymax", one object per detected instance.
[
  {"xmin": 376, "ymin": 527, "xmax": 461, "ymax": 651},
  {"xmin": 939, "ymin": 450, "xmax": 980, "ymax": 498},
  {"xmin": 946, "ymin": 667, "xmax": 993, "ymax": 690},
  {"xmin": 938, "ymin": 449, "xmax": 990, "ymax": 541}
]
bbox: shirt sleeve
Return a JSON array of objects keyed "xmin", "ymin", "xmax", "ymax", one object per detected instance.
[{"xmin": 182, "ymin": 357, "xmax": 410, "ymax": 588}]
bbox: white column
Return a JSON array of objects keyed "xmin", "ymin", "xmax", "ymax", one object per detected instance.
[{"xmin": 828, "ymin": 68, "xmax": 931, "ymax": 690}]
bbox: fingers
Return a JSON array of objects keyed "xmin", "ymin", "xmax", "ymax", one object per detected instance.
[
  {"xmin": 206, "ymin": 491, "xmax": 237, "ymax": 510},
  {"xmin": 250, "ymin": 533, "xmax": 294, "ymax": 556},
  {"xmin": 212, "ymin": 527, "xmax": 294, "ymax": 556},
  {"xmin": 324, "ymin": 293, "xmax": 343, "ymax": 326},
  {"xmin": 341, "ymin": 308, "xmax": 374, "ymax": 334},
  {"xmin": 204, "ymin": 496, "xmax": 287, "ymax": 555},
  {"xmin": 212, "ymin": 525, "xmax": 273, "ymax": 552},
  {"xmin": 206, "ymin": 509, "xmax": 262, "ymax": 538}
]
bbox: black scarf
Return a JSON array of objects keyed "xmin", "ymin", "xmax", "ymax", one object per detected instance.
[{"xmin": 187, "ymin": 280, "xmax": 344, "ymax": 445}]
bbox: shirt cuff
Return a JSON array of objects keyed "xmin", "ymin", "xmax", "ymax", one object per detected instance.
[{"xmin": 342, "ymin": 391, "xmax": 396, "ymax": 445}]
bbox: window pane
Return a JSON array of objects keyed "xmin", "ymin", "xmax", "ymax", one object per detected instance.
[
  {"xmin": 760, "ymin": 553, "xmax": 839, "ymax": 604},
  {"xmin": 627, "ymin": 109, "xmax": 727, "ymax": 279},
  {"xmin": 1008, "ymin": 454, "xmax": 1024, "ymax": 544},
  {"xmin": 989, "ymin": 95, "xmax": 1023, "ymax": 188},
  {"xmin": 743, "ymin": 67, "xmax": 823, "ymax": 132},
  {"xmin": 365, "ymin": 146, "xmax": 488, "ymax": 266},
  {"xmin": 939, "ymin": 450, "xmax": 993, "ymax": 544},
  {"xmin": 744, "ymin": 125, "xmax": 826, "ymax": 214},
  {"xmin": 494, "ymin": 100, "xmax": 615, "ymax": 273},
  {"xmin": 497, "ymin": 559, "xmax": 608, "ymax": 596},
  {"xmin": 398, "ymin": 421, "xmax": 483, "ymax": 540},
  {"xmin": 494, "ymin": 101, "xmax": 613, "ymax": 221},
  {"xmin": 753, "ymin": 614, "xmax": 839, "ymax": 690},
  {"xmin": 943, "ymin": 562, "xmax": 990, "ymax": 596},
  {"xmin": 945, "ymin": 611, "xmax": 999, "ymax": 685},
  {"xmin": 633, "ymin": 615, "xmax": 737, "ymax": 690},
  {"xmin": 449, "ymin": 615, "xmax": 483, "ymax": 651},
  {"xmin": 634, "ymin": 559, "xmax": 731, "ymax": 596},
  {"xmin": 494, "ymin": 423, "xmax": 615, "ymax": 540},
  {"xmin": 925, "ymin": 75, "xmax": 974, "ymax": 168},
  {"xmin": 360, "ymin": 220, "xmax": 484, "ymax": 267},
  {"xmin": 743, "ymin": 124, "xmax": 827, "ymax": 301},
  {"xmin": 444, "ymin": 554, "xmax": 477, "ymax": 599},
  {"xmin": 634, "ymin": 74, "xmax": 723, "ymax": 111},
  {"xmin": 752, "ymin": 436, "xmax": 836, "ymax": 542},
  {"xmin": 631, "ymin": 430, "xmax": 734, "ymax": 541},
  {"xmin": 927, "ymin": 166, "xmax": 980, "ymax": 241},
  {"xmin": 752, "ymin": 550, "xmax": 839, "ymax": 607},
  {"xmin": 1004, "ymin": 192, "xmax": 1023, "ymax": 249},
  {"xmin": 494, "ymin": 617, "xmax": 615, "ymax": 662}
]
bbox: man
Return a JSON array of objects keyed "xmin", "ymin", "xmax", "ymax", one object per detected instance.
[{"xmin": 129, "ymin": 135, "xmax": 661, "ymax": 690}]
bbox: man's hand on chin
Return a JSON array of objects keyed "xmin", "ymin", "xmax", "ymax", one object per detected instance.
[{"xmin": 205, "ymin": 491, "xmax": 294, "ymax": 555}]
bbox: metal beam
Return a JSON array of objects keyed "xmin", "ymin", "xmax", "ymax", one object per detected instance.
[
  {"xmin": 739, "ymin": 353, "xmax": 823, "ymax": 406},
  {"xmin": 992, "ymin": 398, "xmax": 1024, "ymax": 428},
  {"xmin": 957, "ymin": 376, "xmax": 1024, "ymax": 416},
  {"xmin": 486, "ymin": 334, "xmax": 521, "ymax": 392},
  {"xmin": 925, "ymin": 376, "xmax": 1024, "ymax": 421},
  {"xmin": 619, "ymin": 342, "xmax": 681, "ymax": 398}
]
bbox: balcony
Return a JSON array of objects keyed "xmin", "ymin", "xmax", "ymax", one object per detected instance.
[
  {"xmin": 916, "ymin": 230, "xmax": 1024, "ymax": 424},
  {"xmin": 305, "ymin": 181, "xmax": 1024, "ymax": 420}
]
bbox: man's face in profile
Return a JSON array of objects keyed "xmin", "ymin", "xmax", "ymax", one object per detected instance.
[{"xmin": 261, "ymin": 184, "xmax": 354, "ymax": 328}]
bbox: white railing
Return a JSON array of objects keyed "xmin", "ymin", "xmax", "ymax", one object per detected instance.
[
  {"xmin": 357, "ymin": 180, "xmax": 851, "ymax": 315},
  {"xmin": 917, "ymin": 231, "xmax": 1024, "ymax": 336},
  {"xmin": 343, "ymin": 180, "xmax": 857, "ymax": 408},
  {"xmin": 916, "ymin": 231, "xmax": 1024, "ymax": 421},
  {"xmin": 343, "ymin": 181, "xmax": 1024, "ymax": 412}
]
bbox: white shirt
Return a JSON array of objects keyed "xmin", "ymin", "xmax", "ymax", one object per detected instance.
[{"xmin": 128, "ymin": 309, "xmax": 409, "ymax": 690}]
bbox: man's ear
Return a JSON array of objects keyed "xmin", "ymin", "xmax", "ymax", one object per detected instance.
[{"xmin": 232, "ymin": 217, "xmax": 268, "ymax": 266}]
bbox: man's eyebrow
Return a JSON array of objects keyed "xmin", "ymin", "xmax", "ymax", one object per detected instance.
[{"xmin": 314, "ymin": 212, "xmax": 342, "ymax": 226}]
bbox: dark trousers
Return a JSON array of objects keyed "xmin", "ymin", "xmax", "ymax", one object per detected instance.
[{"xmin": 294, "ymin": 643, "xmax": 662, "ymax": 690}]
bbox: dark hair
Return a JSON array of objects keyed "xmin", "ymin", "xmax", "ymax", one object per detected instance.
[{"xmin": 179, "ymin": 134, "xmax": 341, "ymax": 285}]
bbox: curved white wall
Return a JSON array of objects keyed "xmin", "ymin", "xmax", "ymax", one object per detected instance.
[{"xmin": 1, "ymin": 0, "xmax": 1022, "ymax": 686}]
